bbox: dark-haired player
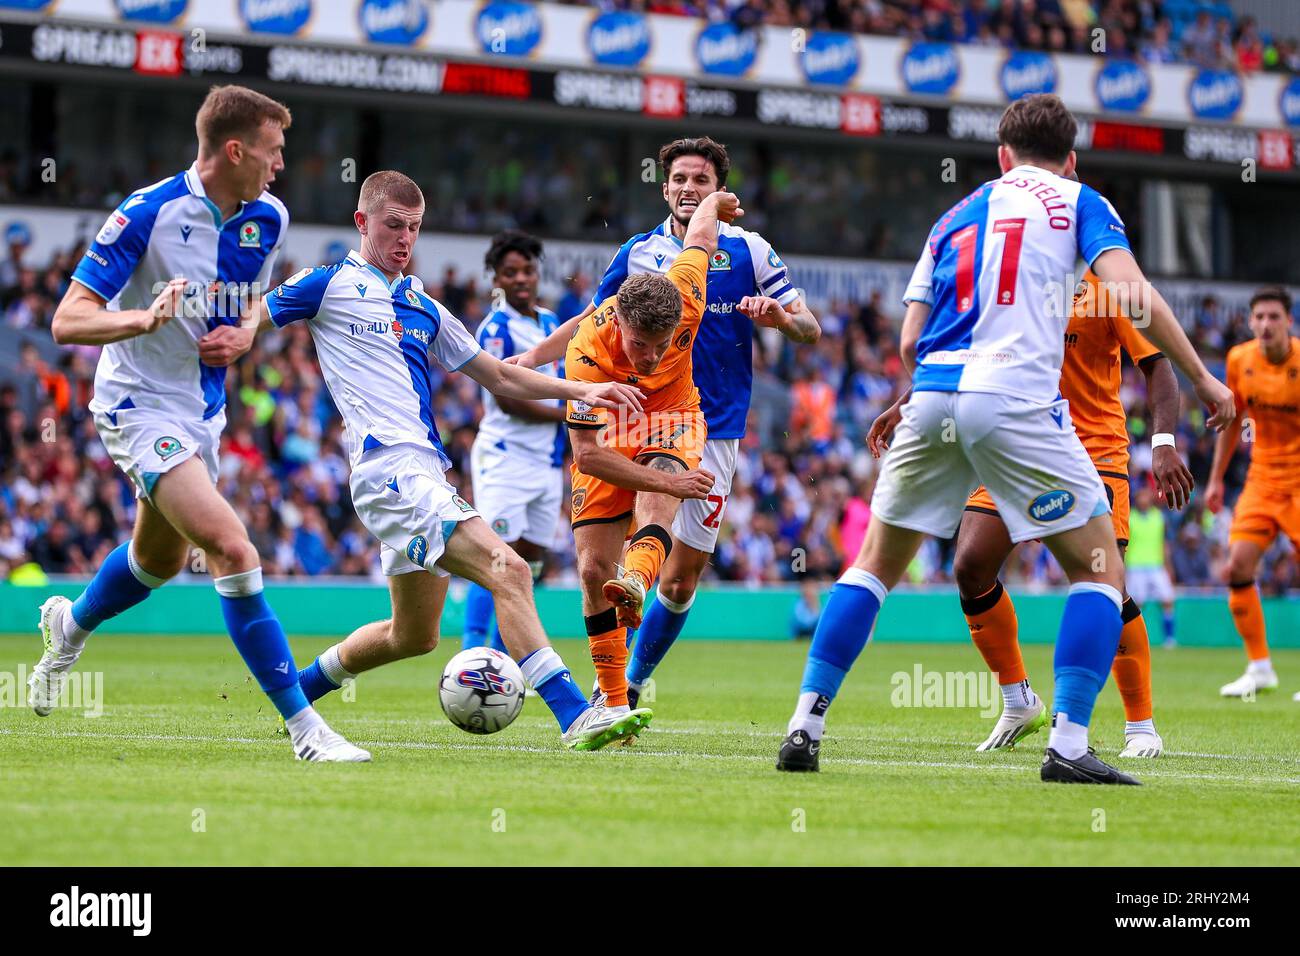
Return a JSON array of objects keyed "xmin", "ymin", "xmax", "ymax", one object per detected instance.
[
  {"xmin": 509, "ymin": 137, "xmax": 820, "ymax": 706},
  {"xmin": 463, "ymin": 230, "xmax": 566, "ymax": 652},
  {"xmin": 774, "ymin": 94, "xmax": 1234, "ymax": 784},
  {"xmin": 1206, "ymin": 287, "xmax": 1300, "ymax": 700}
]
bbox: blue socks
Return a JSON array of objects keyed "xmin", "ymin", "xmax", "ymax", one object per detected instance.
[
  {"xmin": 1051, "ymin": 582, "xmax": 1123, "ymax": 735},
  {"xmin": 1162, "ymin": 608, "xmax": 1175, "ymax": 642},
  {"xmin": 462, "ymin": 582, "xmax": 496, "ymax": 649},
  {"xmin": 215, "ymin": 568, "xmax": 309, "ymax": 720},
  {"xmin": 788, "ymin": 569, "xmax": 886, "ymax": 738},
  {"xmin": 518, "ymin": 647, "xmax": 587, "ymax": 731},
  {"xmin": 70, "ymin": 542, "xmax": 165, "ymax": 632},
  {"xmin": 298, "ymin": 643, "xmax": 354, "ymax": 703},
  {"xmin": 627, "ymin": 591, "xmax": 693, "ymax": 686}
]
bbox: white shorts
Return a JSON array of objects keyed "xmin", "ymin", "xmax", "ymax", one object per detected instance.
[
  {"xmin": 350, "ymin": 444, "xmax": 480, "ymax": 577},
  {"xmin": 672, "ymin": 437, "xmax": 739, "ymax": 554},
  {"xmin": 1126, "ymin": 566, "xmax": 1175, "ymax": 605},
  {"xmin": 93, "ymin": 402, "xmax": 223, "ymax": 501},
  {"xmin": 470, "ymin": 440, "xmax": 563, "ymax": 547},
  {"xmin": 872, "ymin": 391, "xmax": 1108, "ymax": 544}
]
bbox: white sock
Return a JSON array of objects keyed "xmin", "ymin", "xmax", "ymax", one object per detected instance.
[
  {"xmin": 1247, "ymin": 658, "xmax": 1274, "ymax": 677},
  {"xmin": 1125, "ymin": 718, "xmax": 1156, "ymax": 738},
  {"xmin": 1047, "ymin": 711, "xmax": 1089, "ymax": 760},
  {"xmin": 607, "ymin": 703, "xmax": 630, "ymax": 715},
  {"xmin": 787, "ymin": 691, "xmax": 829, "ymax": 740},
  {"xmin": 60, "ymin": 601, "xmax": 91, "ymax": 650},
  {"xmin": 1001, "ymin": 680, "xmax": 1038, "ymax": 710},
  {"xmin": 627, "ymin": 678, "xmax": 645, "ymax": 693},
  {"xmin": 284, "ymin": 706, "xmax": 323, "ymax": 740},
  {"xmin": 319, "ymin": 643, "xmax": 354, "ymax": 687}
]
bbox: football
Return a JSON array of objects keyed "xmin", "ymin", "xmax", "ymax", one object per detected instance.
[{"xmin": 438, "ymin": 648, "xmax": 526, "ymax": 735}]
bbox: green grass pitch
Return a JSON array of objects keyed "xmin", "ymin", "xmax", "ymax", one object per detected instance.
[{"xmin": 1, "ymin": 633, "xmax": 1297, "ymax": 866}]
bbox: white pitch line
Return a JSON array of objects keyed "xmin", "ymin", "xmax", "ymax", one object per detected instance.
[{"xmin": 2, "ymin": 727, "xmax": 1296, "ymax": 786}]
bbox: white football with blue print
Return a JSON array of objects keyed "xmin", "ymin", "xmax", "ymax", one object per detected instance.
[{"xmin": 439, "ymin": 648, "xmax": 525, "ymax": 735}]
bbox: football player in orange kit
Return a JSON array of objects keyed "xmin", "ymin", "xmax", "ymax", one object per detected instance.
[
  {"xmin": 565, "ymin": 189, "xmax": 785, "ymax": 715},
  {"xmin": 869, "ymin": 270, "xmax": 1194, "ymax": 756},
  {"xmin": 1206, "ymin": 287, "xmax": 1300, "ymax": 700}
]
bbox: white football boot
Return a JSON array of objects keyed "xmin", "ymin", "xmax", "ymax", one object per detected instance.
[
  {"xmin": 1118, "ymin": 731, "xmax": 1164, "ymax": 758},
  {"xmin": 1219, "ymin": 668, "xmax": 1279, "ymax": 698},
  {"xmin": 562, "ymin": 703, "xmax": 653, "ymax": 751},
  {"xmin": 975, "ymin": 698, "xmax": 1048, "ymax": 751},
  {"xmin": 291, "ymin": 721, "xmax": 372, "ymax": 762},
  {"xmin": 28, "ymin": 596, "xmax": 85, "ymax": 717}
]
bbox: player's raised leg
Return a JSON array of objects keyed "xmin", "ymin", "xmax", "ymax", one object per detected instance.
[
  {"xmin": 952, "ymin": 508, "xmax": 1046, "ymax": 751},
  {"xmin": 444, "ymin": 516, "xmax": 651, "ymax": 749},
  {"xmin": 30, "ymin": 495, "xmax": 188, "ymax": 716},
  {"xmin": 603, "ymin": 455, "xmax": 692, "ymax": 630},
  {"xmin": 576, "ymin": 517, "xmax": 639, "ymax": 711},
  {"xmin": 152, "ymin": 457, "xmax": 369, "ymax": 762},
  {"xmin": 626, "ymin": 438, "xmax": 737, "ymax": 699}
]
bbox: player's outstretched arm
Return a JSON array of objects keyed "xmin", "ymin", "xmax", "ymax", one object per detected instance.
[
  {"xmin": 569, "ymin": 427, "xmax": 714, "ymax": 499},
  {"xmin": 683, "ymin": 190, "xmax": 743, "ymax": 258},
  {"xmin": 462, "ymin": 351, "xmax": 644, "ymax": 413},
  {"xmin": 198, "ymin": 295, "xmax": 275, "ymax": 367},
  {"xmin": 1140, "ymin": 356, "xmax": 1194, "ymax": 509},
  {"xmin": 1092, "ymin": 249, "xmax": 1234, "ymax": 430},
  {"xmin": 51, "ymin": 278, "xmax": 186, "ymax": 346},
  {"xmin": 504, "ymin": 303, "xmax": 593, "ymax": 369},
  {"xmin": 738, "ymin": 295, "xmax": 821, "ymax": 344}
]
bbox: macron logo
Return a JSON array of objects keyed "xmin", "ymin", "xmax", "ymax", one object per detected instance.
[
  {"xmin": 179, "ymin": 225, "xmax": 192, "ymax": 243},
  {"xmin": 50, "ymin": 886, "xmax": 151, "ymax": 937},
  {"xmin": 1049, "ymin": 408, "xmax": 1064, "ymax": 429},
  {"xmin": 654, "ymin": 253, "xmax": 666, "ymax": 267}
]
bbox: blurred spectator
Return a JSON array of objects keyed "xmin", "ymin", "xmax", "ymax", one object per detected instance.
[{"xmin": 790, "ymin": 577, "xmax": 823, "ymax": 638}]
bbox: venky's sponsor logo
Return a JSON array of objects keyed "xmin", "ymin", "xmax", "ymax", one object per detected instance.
[
  {"xmin": 1280, "ymin": 76, "xmax": 1300, "ymax": 128},
  {"xmin": 695, "ymin": 21, "xmax": 758, "ymax": 77},
  {"xmin": 1095, "ymin": 59, "xmax": 1150, "ymax": 113},
  {"xmin": 240, "ymin": 0, "xmax": 312, "ymax": 36},
  {"xmin": 477, "ymin": 0, "xmax": 542, "ymax": 57},
  {"xmin": 1188, "ymin": 68, "xmax": 1243, "ymax": 120},
  {"xmin": 359, "ymin": 0, "xmax": 428, "ymax": 46},
  {"xmin": 1028, "ymin": 489, "xmax": 1076, "ymax": 522},
  {"xmin": 588, "ymin": 10, "xmax": 650, "ymax": 68},
  {"xmin": 1001, "ymin": 50, "xmax": 1056, "ymax": 100},
  {"xmin": 114, "ymin": 0, "xmax": 187, "ymax": 23},
  {"xmin": 800, "ymin": 31, "xmax": 859, "ymax": 87},
  {"xmin": 901, "ymin": 41, "xmax": 959, "ymax": 95}
]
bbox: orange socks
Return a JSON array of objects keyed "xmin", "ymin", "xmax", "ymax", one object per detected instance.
[
  {"xmin": 1112, "ymin": 597, "xmax": 1153, "ymax": 722},
  {"xmin": 586, "ymin": 607, "xmax": 628, "ymax": 707},
  {"xmin": 623, "ymin": 524, "xmax": 671, "ymax": 591},
  {"xmin": 962, "ymin": 581, "xmax": 1026, "ymax": 685},
  {"xmin": 1229, "ymin": 579, "xmax": 1270, "ymax": 661}
]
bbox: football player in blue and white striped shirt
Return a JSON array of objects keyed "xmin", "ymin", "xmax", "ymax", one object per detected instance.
[
  {"xmin": 463, "ymin": 230, "xmax": 566, "ymax": 652},
  {"xmin": 232, "ymin": 172, "xmax": 652, "ymax": 751},
  {"xmin": 30, "ymin": 86, "xmax": 369, "ymax": 762}
]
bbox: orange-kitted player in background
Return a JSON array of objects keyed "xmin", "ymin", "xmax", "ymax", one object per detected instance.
[{"xmin": 1206, "ymin": 287, "xmax": 1300, "ymax": 701}]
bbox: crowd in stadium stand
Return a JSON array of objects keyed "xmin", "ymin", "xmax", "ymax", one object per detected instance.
[
  {"xmin": 577, "ymin": 0, "xmax": 1300, "ymax": 72},
  {"xmin": 2, "ymin": 226, "xmax": 1294, "ymax": 595}
]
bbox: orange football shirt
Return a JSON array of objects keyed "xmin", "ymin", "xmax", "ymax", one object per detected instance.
[
  {"xmin": 1226, "ymin": 336, "xmax": 1300, "ymax": 492},
  {"xmin": 1058, "ymin": 269, "xmax": 1161, "ymax": 473},
  {"xmin": 565, "ymin": 246, "xmax": 708, "ymax": 428}
]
